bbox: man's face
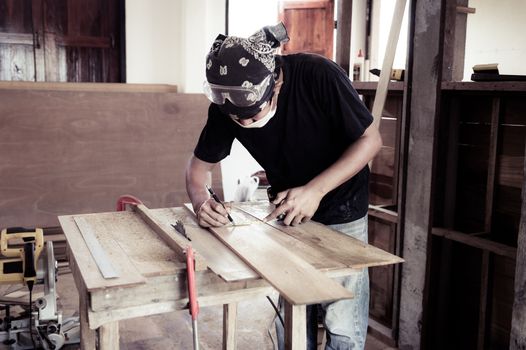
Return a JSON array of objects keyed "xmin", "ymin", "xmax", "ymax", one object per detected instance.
[{"xmin": 230, "ymin": 99, "xmax": 272, "ymax": 126}]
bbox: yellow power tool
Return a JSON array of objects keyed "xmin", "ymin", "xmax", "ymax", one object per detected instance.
[{"xmin": 0, "ymin": 227, "xmax": 44, "ymax": 286}]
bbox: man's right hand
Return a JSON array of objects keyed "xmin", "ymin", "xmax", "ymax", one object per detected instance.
[{"xmin": 195, "ymin": 198, "xmax": 232, "ymax": 228}]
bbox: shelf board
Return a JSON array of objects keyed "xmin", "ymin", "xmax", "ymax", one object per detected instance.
[{"xmin": 431, "ymin": 227, "xmax": 517, "ymax": 259}]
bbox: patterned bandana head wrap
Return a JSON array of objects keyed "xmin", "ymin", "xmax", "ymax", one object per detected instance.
[{"xmin": 205, "ymin": 22, "xmax": 289, "ymax": 119}]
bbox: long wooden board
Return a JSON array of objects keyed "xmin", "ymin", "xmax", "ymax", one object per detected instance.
[
  {"xmin": 183, "ymin": 203, "xmax": 347, "ymax": 272},
  {"xmin": 203, "ymin": 221, "xmax": 353, "ymax": 305},
  {"xmin": 150, "ymin": 207, "xmax": 259, "ymax": 282},
  {"xmin": 236, "ymin": 202, "xmax": 404, "ymax": 269},
  {"xmin": 133, "ymin": 204, "xmax": 207, "ymax": 271}
]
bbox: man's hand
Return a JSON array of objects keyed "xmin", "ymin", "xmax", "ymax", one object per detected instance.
[
  {"xmin": 264, "ymin": 185, "xmax": 323, "ymax": 226},
  {"xmin": 196, "ymin": 198, "xmax": 232, "ymax": 227}
]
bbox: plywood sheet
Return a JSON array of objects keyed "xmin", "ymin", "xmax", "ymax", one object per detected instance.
[
  {"xmin": 0, "ymin": 88, "xmax": 219, "ymax": 228},
  {"xmin": 236, "ymin": 202, "xmax": 404, "ymax": 268}
]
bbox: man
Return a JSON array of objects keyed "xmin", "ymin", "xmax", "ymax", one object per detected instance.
[{"xmin": 185, "ymin": 22, "xmax": 381, "ymax": 350}]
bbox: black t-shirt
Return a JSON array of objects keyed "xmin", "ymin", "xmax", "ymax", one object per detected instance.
[{"xmin": 194, "ymin": 53, "xmax": 373, "ymax": 224}]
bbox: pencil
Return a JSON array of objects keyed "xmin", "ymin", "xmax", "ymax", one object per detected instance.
[{"xmin": 205, "ymin": 184, "xmax": 235, "ymax": 224}]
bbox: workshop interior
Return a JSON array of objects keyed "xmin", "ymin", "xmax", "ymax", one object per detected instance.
[{"xmin": 1, "ymin": 0, "xmax": 525, "ymax": 349}]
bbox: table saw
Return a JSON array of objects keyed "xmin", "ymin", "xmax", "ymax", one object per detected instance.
[{"xmin": 58, "ymin": 202, "xmax": 403, "ymax": 350}]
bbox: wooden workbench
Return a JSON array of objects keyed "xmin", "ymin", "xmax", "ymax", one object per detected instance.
[{"xmin": 59, "ymin": 202, "xmax": 403, "ymax": 349}]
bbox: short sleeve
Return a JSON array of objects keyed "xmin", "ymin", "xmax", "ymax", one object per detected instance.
[
  {"xmin": 319, "ymin": 59, "xmax": 373, "ymax": 142},
  {"xmin": 194, "ymin": 104, "xmax": 236, "ymax": 163}
]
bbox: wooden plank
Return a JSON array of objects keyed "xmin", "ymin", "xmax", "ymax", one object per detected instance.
[
  {"xmin": 335, "ymin": 0, "xmax": 352, "ymax": 75},
  {"xmin": 223, "ymin": 303, "xmax": 237, "ymax": 350},
  {"xmin": 431, "ymin": 227, "xmax": 517, "ymax": 259},
  {"xmin": 0, "ymin": 81, "xmax": 178, "ymax": 92},
  {"xmin": 398, "ymin": 0, "xmax": 445, "ymax": 348},
  {"xmin": 441, "ymin": 81, "xmax": 526, "ymax": 92},
  {"xmin": 184, "ymin": 204, "xmax": 347, "ymax": 272},
  {"xmin": 88, "ymin": 283, "xmax": 274, "ymax": 329},
  {"xmin": 510, "ymin": 144, "xmax": 526, "ymax": 349},
  {"xmin": 79, "ymin": 287, "xmax": 97, "ymax": 349},
  {"xmin": 0, "ymin": 32, "xmax": 33, "ymax": 45},
  {"xmin": 59, "ymin": 214, "xmax": 146, "ymax": 291},
  {"xmin": 99, "ymin": 321, "xmax": 119, "ymax": 350},
  {"xmin": 206, "ymin": 221, "xmax": 353, "ymax": 305},
  {"xmin": 442, "ymin": 0, "xmax": 469, "ymax": 81},
  {"xmin": 485, "ymin": 97, "xmax": 500, "ymax": 231},
  {"xmin": 153, "ymin": 207, "xmax": 258, "ymax": 281},
  {"xmin": 284, "ymin": 301, "xmax": 306, "ymax": 350},
  {"xmin": 236, "ymin": 202, "xmax": 404, "ymax": 269},
  {"xmin": 371, "ymin": 0, "xmax": 407, "ymax": 128},
  {"xmin": 74, "ymin": 216, "xmax": 120, "ymax": 279},
  {"xmin": 133, "ymin": 204, "xmax": 207, "ymax": 271},
  {"xmin": 477, "ymin": 251, "xmax": 491, "ymax": 350}
]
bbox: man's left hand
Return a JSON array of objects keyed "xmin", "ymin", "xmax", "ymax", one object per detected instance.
[{"xmin": 264, "ymin": 185, "xmax": 323, "ymax": 226}]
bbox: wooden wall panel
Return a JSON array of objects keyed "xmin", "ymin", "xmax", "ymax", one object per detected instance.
[{"xmin": 0, "ymin": 84, "xmax": 219, "ymax": 228}]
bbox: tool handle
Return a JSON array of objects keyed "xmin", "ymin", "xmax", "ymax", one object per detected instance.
[
  {"xmin": 116, "ymin": 194, "xmax": 143, "ymax": 211},
  {"xmin": 186, "ymin": 246, "xmax": 199, "ymax": 321}
]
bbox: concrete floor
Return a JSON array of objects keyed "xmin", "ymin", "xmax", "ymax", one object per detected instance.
[{"xmin": 54, "ymin": 270, "xmax": 395, "ymax": 350}]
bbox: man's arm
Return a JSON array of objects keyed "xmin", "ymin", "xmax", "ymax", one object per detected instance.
[
  {"xmin": 185, "ymin": 155, "xmax": 232, "ymax": 227},
  {"xmin": 265, "ymin": 124, "xmax": 382, "ymax": 225}
]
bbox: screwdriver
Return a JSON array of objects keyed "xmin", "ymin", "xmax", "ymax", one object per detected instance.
[{"xmin": 205, "ymin": 184, "xmax": 235, "ymax": 224}]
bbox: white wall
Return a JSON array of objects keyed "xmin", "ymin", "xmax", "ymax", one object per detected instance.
[
  {"xmin": 126, "ymin": 0, "xmax": 224, "ymax": 92},
  {"xmin": 464, "ymin": 0, "xmax": 526, "ymax": 80},
  {"xmin": 366, "ymin": 0, "xmax": 409, "ymax": 82}
]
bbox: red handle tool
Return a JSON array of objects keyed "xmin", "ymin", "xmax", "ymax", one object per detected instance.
[
  {"xmin": 186, "ymin": 246, "xmax": 199, "ymax": 349},
  {"xmin": 116, "ymin": 194, "xmax": 143, "ymax": 211}
]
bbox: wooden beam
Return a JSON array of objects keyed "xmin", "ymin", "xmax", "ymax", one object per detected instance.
[
  {"xmin": 431, "ymin": 228, "xmax": 517, "ymax": 259},
  {"xmin": 133, "ymin": 204, "xmax": 207, "ymax": 271},
  {"xmin": 485, "ymin": 98, "xmax": 501, "ymax": 231},
  {"xmin": 371, "ymin": 0, "xmax": 407, "ymax": 128},
  {"xmin": 99, "ymin": 321, "xmax": 119, "ymax": 350},
  {"xmin": 335, "ymin": 0, "xmax": 352, "ymax": 75},
  {"xmin": 398, "ymin": 0, "xmax": 445, "ymax": 348},
  {"xmin": 284, "ymin": 301, "xmax": 306, "ymax": 350},
  {"xmin": 510, "ymin": 144, "xmax": 526, "ymax": 349},
  {"xmin": 442, "ymin": 0, "xmax": 469, "ymax": 81},
  {"xmin": 223, "ymin": 303, "xmax": 237, "ymax": 350}
]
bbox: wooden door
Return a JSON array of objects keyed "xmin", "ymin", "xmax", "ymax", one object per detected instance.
[
  {"xmin": 0, "ymin": 0, "xmax": 38, "ymax": 80},
  {"xmin": 0, "ymin": 0, "xmax": 123, "ymax": 82},
  {"xmin": 278, "ymin": 0, "xmax": 334, "ymax": 59}
]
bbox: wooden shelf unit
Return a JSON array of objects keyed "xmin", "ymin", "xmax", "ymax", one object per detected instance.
[{"xmin": 426, "ymin": 85, "xmax": 525, "ymax": 349}]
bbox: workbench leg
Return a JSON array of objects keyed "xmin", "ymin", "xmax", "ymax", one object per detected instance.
[
  {"xmin": 284, "ymin": 301, "xmax": 306, "ymax": 350},
  {"xmin": 99, "ymin": 321, "xmax": 120, "ymax": 350},
  {"xmin": 79, "ymin": 291, "xmax": 96, "ymax": 350},
  {"xmin": 222, "ymin": 303, "xmax": 238, "ymax": 350}
]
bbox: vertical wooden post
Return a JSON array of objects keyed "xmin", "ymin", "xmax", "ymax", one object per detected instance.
[
  {"xmin": 79, "ymin": 290, "xmax": 97, "ymax": 349},
  {"xmin": 398, "ymin": 0, "xmax": 445, "ymax": 348},
  {"xmin": 510, "ymin": 144, "xmax": 526, "ymax": 348},
  {"xmin": 284, "ymin": 301, "xmax": 306, "ymax": 350},
  {"xmin": 99, "ymin": 321, "xmax": 120, "ymax": 350},
  {"xmin": 335, "ymin": 0, "xmax": 353, "ymax": 75},
  {"xmin": 442, "ymin": 0, "xmax": 469, "ymax": 81},
  {"xmin": 222, "ymin": 303, "xmax": 237, "ymax": 350}
]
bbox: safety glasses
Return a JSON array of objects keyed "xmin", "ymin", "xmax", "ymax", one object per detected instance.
[{"xmin": 203, "ymin": 74, "xmax": 273, "ymax": 107}]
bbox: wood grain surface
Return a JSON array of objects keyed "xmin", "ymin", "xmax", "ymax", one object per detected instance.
[
  {"xmin": 236, "ymin": 202, "xmax": 404, "ymax": 269},
  {"xmin": 0, "ymin": 87, "xmax": 218, "ymax": 228},
  {"xmin": 206, "ymin": 221, "xmax": 353, "ymax": 305}
]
